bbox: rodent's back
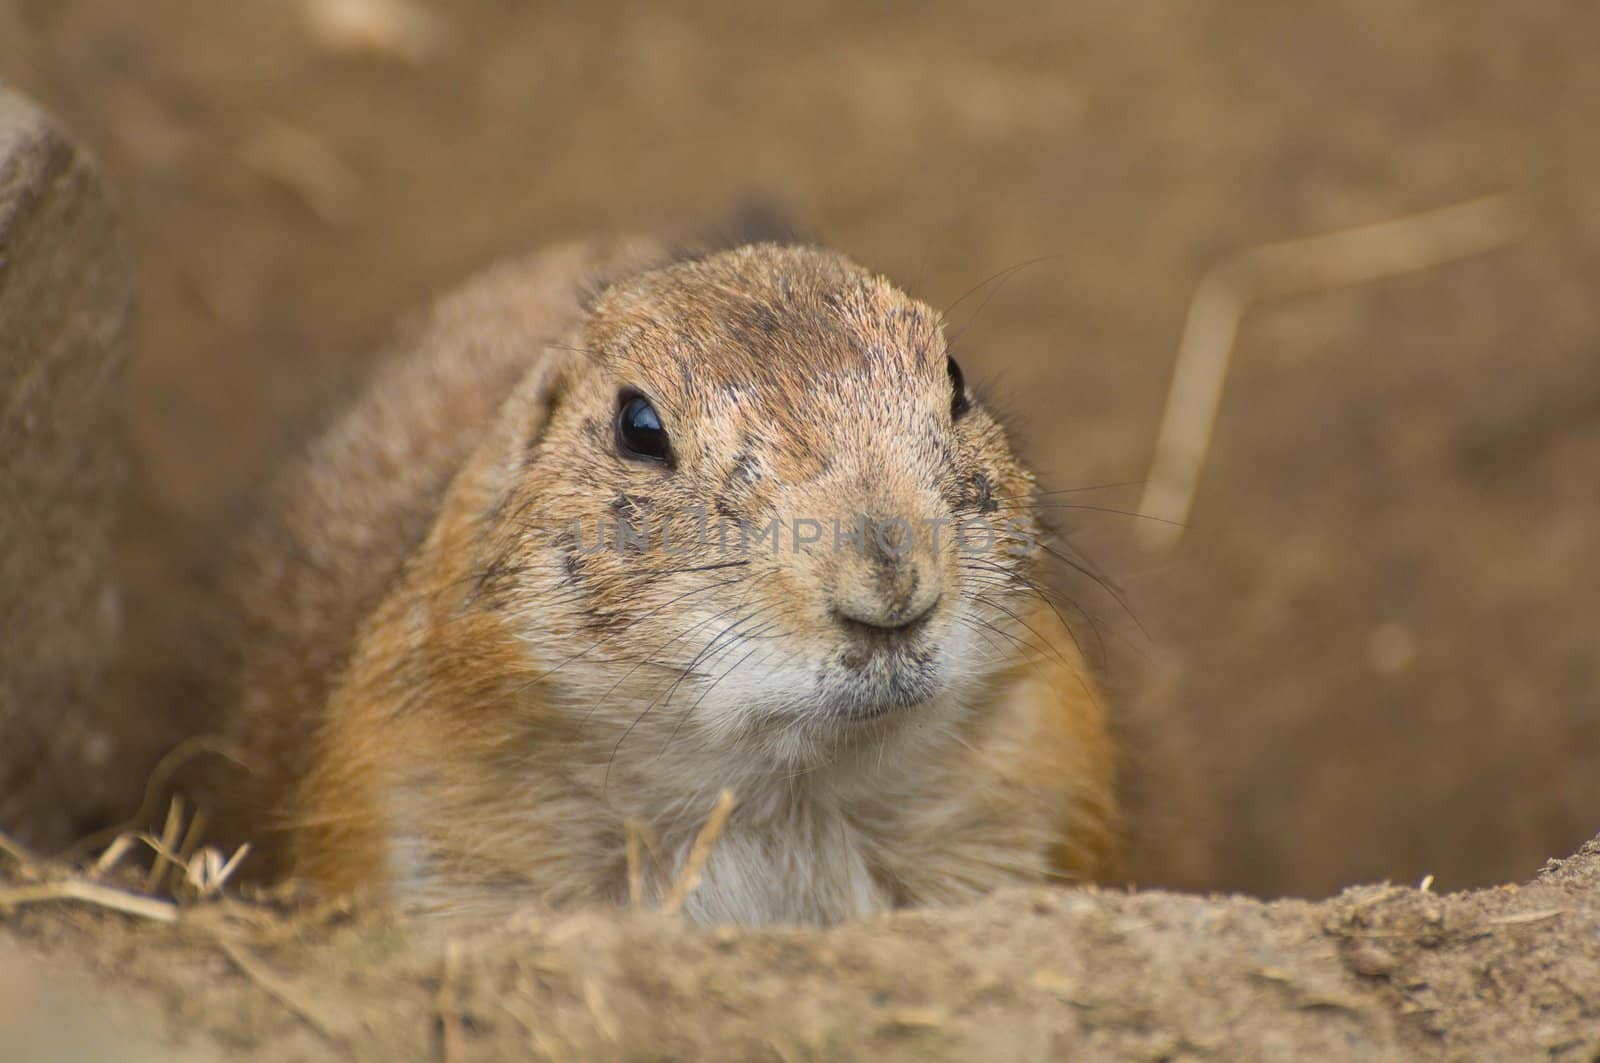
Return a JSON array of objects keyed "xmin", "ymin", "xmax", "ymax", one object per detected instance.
[{"xmin": 225, "ymin": 238, "xmax": 662, "ymax": 869}]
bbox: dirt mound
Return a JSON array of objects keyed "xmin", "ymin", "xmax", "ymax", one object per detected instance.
[{"xmin": 4, "ymin": 837, "xmax": 1597, "ymax": 1059}]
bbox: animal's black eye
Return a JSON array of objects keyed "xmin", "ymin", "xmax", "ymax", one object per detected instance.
[
  {"xmin": 947, "ymin": 355, "xmax": 971, "ymax": 420},
  {"xmin": 615, "ymin": 389, "xmax": 674, "ymax": 465}
]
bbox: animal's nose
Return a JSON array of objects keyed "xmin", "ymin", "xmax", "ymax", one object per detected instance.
[
  {"xmin": 830, "ymin": 530, "xmax": 943, "ymax": 634},
  {"xmin": 833, "ymin": 587, "xmax": 940, "ymax": 632}
]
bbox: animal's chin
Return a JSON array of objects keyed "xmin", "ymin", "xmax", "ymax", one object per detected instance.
[
  {"xmin": 719, "ymin": 657, "xmax": 966, "ymax": 771},
  {"xmin": 814, "ymin": 650, "xmax": 947, "ymax": 722},
  {"xmin": 734, "ymin": 657, "xmax": 944, "ymax": 728},
  {"xmin": 675, "ymin": 634, "xmax": 978, "ymax": 764}
]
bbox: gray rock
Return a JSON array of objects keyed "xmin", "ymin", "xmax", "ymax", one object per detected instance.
[{"xmin": 0, "ymin": 88, "xmax": 131, "ymax": 847}]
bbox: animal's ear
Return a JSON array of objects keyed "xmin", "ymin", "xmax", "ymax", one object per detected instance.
[
  {"xmin": 661, "ymin": 198, "xmax": 812, "ymax": 267},
  {"xmin": 499, "ymin": 342, "xmax": 590, "ymax": 469},
  {"xmin": 702, "ymin": 197, "xmax": 807, "ymax": 250},
  {"xmin": 393, "ymin": 338, "xmax": 592, "ymax": 617},
  {"xmin": 439, "ymin": 342, "xmax": 591, "ymax": 529}
]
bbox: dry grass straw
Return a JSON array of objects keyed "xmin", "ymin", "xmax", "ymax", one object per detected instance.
[
  {"xmin": 1486, "ymin": 908, "xmax": 1570, "ymax": 927},
  {"xmin": 660, "ymin": 788, "xmax": 737, "ymax": 916},
  {"xmin": 0, "ymin": 873, "xmax": 181, "ymax": 924},
  {"xmin": 67, "ymin": 734, "xmax": 251, "ymax": 861},
  {"xmin": 0, "ymin": 829, "xmax": 179, "ymax": 924},
  {"xmin": 625, "ymin": 819, "xmax": 646, "ymax": 908},
  {"xmin": 95, "ymin": 795, "xmax": 252, "ymax": 902},
  {"xmin": 0, "ymin": 789, "xmax": 254, "ymax": 927},
  {"xmin": 1138, "ymin": 194, "xmax": 1527, "ymax": 550},
  {"xmin": 144, "ymin": 793, "xmax": 186, "ymax": 894},
  {"xmin": 436, "ymin": 939, "xmax": 466, "ymax": 1063}
]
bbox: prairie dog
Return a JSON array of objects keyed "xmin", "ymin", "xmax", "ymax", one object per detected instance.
[{"xmin": 227, "ymin": 236, "xmax": 1123, "ymax": 926}]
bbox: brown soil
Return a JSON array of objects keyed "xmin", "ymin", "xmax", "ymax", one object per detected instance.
[
  {"xmin": 3, "ymin": 0, "xmax": 1598, "ymax": 1056},
  {"xmin": 5, "ymin": 838, "xmax": 1600, "ymax": 1059}
]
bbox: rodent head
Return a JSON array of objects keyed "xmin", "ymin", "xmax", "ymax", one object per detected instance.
[{"xmin": 487, "ymin": 244, "xmax": 1043, "ymax": 765}]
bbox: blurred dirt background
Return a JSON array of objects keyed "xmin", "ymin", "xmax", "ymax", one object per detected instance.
[{"xmin": 2, "ymin": 0, "xmax": 1596, "ymax": 902}]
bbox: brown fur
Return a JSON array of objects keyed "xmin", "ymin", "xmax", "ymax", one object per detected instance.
[{"xmin": 224, "ymin": 238, "xmax": 1124, "ymax": 925}]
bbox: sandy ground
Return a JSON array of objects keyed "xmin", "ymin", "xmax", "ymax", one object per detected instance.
[
  {"xmin": 2, "ymin": 0, "xmax": 1598, "ymax": 1056},
  {"xmin": 4, "ymin": 837, "xmax": 1599, "ymax": 1059}
]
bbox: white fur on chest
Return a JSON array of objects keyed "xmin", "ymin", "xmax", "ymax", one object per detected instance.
[
  {"xmin": 673, "ymin": 798, "xmax": 892, "ymax": 926},
  {"xmin": 382, "ymin": 692, "xmax": 1051, "ymax": 923}
]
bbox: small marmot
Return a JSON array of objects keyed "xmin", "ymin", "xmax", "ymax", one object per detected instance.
[{"xmin": 222, "ymin": 235, "xmax": 1123, "ymax": 926}]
